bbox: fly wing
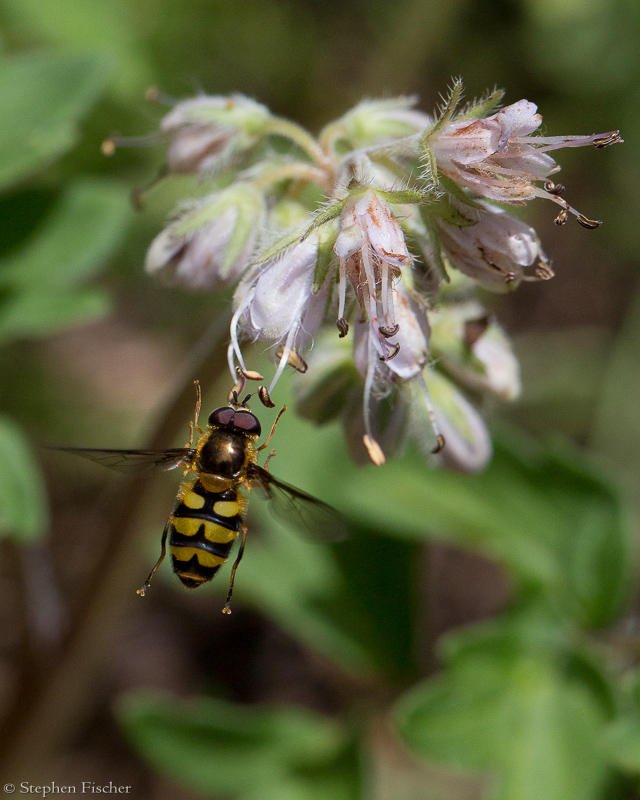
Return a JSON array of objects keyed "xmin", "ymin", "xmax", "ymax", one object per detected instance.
[
  {"xmin": 246, "ymin": 462, "xmax": 347, "ymax": 543},
  {"xmin": 47, "ymin": 446, "xmax": 195, "ymax": 473}
]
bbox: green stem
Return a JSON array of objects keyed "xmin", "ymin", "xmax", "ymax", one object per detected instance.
[
  {"xmin": 252, "ymin": 161, "xmax": 332, "ymax": 194},
  {"xmin": 267, "ymin": 117, "xmax": 333, "ymax": 173},
  {"xmin": 0, "ymin": 314, "xmax": 232, "ymax": 782}
]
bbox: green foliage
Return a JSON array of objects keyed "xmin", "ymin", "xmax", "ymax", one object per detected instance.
[
  {"xmin": 0, "ymin": 179, "xmax": 131, "ymax": 342},
  {"xmin": 0, "ymin": 51, "xmax": 109, "ymax": 190},
  {"xmin": 117, "ymin": 691, "xmax": 362, "ymax": 800},
  {"xmin": 396, "ymin": 619, "xmax": 609, "ymax": 800},
  {"xmin": 0, "ymin": 413, "xmax": 47, "ymax": 540}
]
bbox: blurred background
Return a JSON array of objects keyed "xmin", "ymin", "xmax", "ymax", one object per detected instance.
[{"xmin": 0, "ymin": 0, "xmax": 639, "ymax": 798}]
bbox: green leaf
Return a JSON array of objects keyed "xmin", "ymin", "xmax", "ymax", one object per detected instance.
[
  {"xmin": 0, "ymin": 414, "xmax": 48, "ymax": 541},
  {"xmin": 0, "ymin": 179, "xmax": 130, "ymax": 342},
  {"xmin": 118, "ymin": 690, "xmax": 361, "ymax": 800},
  {"xmin": 0, "ymin": 51, "xmax": 109, "ymax": 189},
  {"xmin": 0, "ymin": 288, "xmax": 110, "ymax": 343},
  {"xmin": 0, "ymin": 0, "xmax": 153, "ymax": 99},
  {"xmin": 396, "ymin": 625, "xmax": 608, "ymax": 800},
  {"xmin": 310, "ymin": 425, "xmax": 633, "ymax": 629},
  {"xmin": 0, "ymin": 179, "xmax": 132, "ymax": 289}
]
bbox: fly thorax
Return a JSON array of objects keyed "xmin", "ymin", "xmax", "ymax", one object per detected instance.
[{"xmin": 198, "ymin": 431, "xmax": 247, "ymax": 478}]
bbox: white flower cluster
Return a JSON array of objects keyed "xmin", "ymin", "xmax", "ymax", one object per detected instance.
[{"xmin": 108, "ymin": 81, "xmax": 621, "ymax": 469}]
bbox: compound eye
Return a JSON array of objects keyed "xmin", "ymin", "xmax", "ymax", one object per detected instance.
[
  {"xmin": 208, "ymin": 407, "xmax": 235, "ymax": 427},
  {"xmin": 232, "ymin": 410, "xmax": 261, "ymax": 436}
]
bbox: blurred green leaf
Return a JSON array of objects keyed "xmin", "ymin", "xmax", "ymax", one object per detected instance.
[
  {"xmin": 602, "ymin": 668, "xmax": 640, "ymax": 775},
  {"xmin": 395, "ymin": 622, "xmax": 608, "ymax": 800},
  {"xmin": 318, "ymin": 427, "xmax": 633, "ymax": 629},
  {"xmin": 240, "ymin": 512, "xmax": 421, "ymax": 681},
  {"xmin": 0, "ymin": 288, "xmax": 110, "ymax": 342},
  {"xmin": 0, "ymin": 178, "xmax": 132, "ymax": 288},
  {"xmin": 118, "ymin": 690, "xmax": 361, "ymax": 800},
  {"xmin": 591, "ymin": 287, "xmax": 640, "ymax": 493},
  {"xmin": 0, "ymin": 413, "xmax": 47, "ymax": 540},
  {"xmin": 0, "ymin": 178, "xmax": 131, "ymax": 342},
  {"xmin": 0, "ymin": 0, "xmax": 153, "ymax": 99},
  {"xmin": 0, "ymin": 51, "xmax": 109, "ymax": 189}
]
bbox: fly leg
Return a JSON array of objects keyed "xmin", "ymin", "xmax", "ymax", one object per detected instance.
[
  {"xmin": 263, "ymin": 448, "xmax": 277, "ymax": 472},
  {"xmin": 137, "ymin": 520, "xmax": 169, "ymax": 596},
  {"xmin": 185, "ymin": 380, "xmax": 203, "ymax": 449},
  {"xmin": 257, "ymin": 405, "xmax": 287, "ymax": 452},
  {"xmin": 222, "ymin": 523, "xmax": 247, "ymax": 614}
]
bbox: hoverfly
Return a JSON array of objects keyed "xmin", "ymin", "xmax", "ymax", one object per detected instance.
[{"xmin": 55, "ymin": 382, "xmax": 344, "ymax": 613}]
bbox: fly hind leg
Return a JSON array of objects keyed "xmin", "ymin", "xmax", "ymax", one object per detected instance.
[
  {"xmin": 222, "ymin": 523, "xmax": 247, "ymax": 614},
  {"xmin": 137, "ymin": 520, "xmax": 169, "ymax": 596}
]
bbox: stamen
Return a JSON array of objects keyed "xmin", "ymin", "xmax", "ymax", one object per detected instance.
[
  {"xmin": 230, "ymin": 291, "xmax": 254, "ymax": 374},
  {"xmin": 145, "ymin": 85, "xmax": 178, "ymax": 105},
  {"xmin": 417, "ymin": 373, "xmax": 446, "ymax": 454},
  {"xmin": 228, "ymin": 364, "xmax": 246, "ymax": 404},
  {"xmin": 378, "ymin": 323, "xmax": 399, "ymax": 338},
  {"xmin": 463, "ymin": 316, "xmax": 490, "ymax": 348},
  {"xmin": 101, "ymin": 131, "xmax": 168, "ymax": 155},
  {"xmin": 379, "ymin": 343, "xmax": 401, "ymax": 361},
  {"xmin": 258, "ymin": 386, "xmax": 275, "ymax": 408},
  {"xmin": 576, "ymin": 214, "xmax": 602, "ymax": 229},
  {"xmin": 592, "ymin": 131, "xmax": 623, "ymax": 148},
  {"xmin": 543, "ymin": 180, "xmax": 565, "ymax": 196},
  {"xmin": 275, "ymin": 347, "xmax": 308, "ymax": 373},
  {"xmin": 337, "ymin": 258, "xmax": 347, "ymax": 322},
  {"xmin": 337, "ymin": 318, "xmax": 349, "ymax": 338},
  {"xmin": 363, "ymin": 434, "xmax": 386, "ymax": 466},
  {"xmin": 268, "ymin": 311, "xmax": 302, "ymax": 394},
  {"xmin": 554, "ymin": 209, "xmax": 569, "ymax": 226},
  {"xmin": 240, "ymin": 368, "xmax": 265, "ymax": 381}
]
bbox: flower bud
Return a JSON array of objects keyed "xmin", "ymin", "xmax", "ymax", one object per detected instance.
[
  {"xmin": 437, "ymin": 202, "xmax": 549, "ymax": 289},
  {"xmin": 325, "ymin": 97, "xmax": 432, "ymax": 149},
  {"xmin": 429, "ymin": 301, "xmax": 521, "ymax": 400},
  {"xmin": 145, "ymin": 184, "xmax": 265, "ymax": 290},
  {"xmin": 412, "ymin": 369, "xmax": 492, "ymax": 472},
  {"xmin": 160, "ymin": 94, "xmax": 271, "ymax": 174}
]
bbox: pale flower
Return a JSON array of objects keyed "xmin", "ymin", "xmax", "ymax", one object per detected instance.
[
  {"xmin": 426, "ymin": 99, "xmax": 622, "ymax": 226},
  {"xmin": 436, "ymin": 201, "xmax": 551, "ymax": 288},
  {"xmin": 160, "ymin": 94, "xmax": 271, "ymax": 174},
  {"xmin": 231, "ymin": 236, "xmax": 327, "ymax": 393},
  {"xmin": 145, "ymin": 185, "xmax": 265, "ymax": 290},
  {"xmin": 334, "ymin": 190, "xmax": 412, "ymax": 357}
]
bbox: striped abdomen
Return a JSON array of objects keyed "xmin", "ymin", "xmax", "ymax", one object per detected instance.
[{"xmin": 169, "ymin": 479, "xmax": 244, "ymax": 588}]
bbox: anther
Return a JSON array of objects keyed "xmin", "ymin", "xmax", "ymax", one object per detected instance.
[
  {"xmin": 593, "ymin": 131, "xmax": 622, "ymax": 148},
  {"xmin": 258, "ymin": 386, "xmax": 275, "ymax": 408},
  {"xmin": 463, "ymin": 316, "xmax": 490, "ymax": 348},
  {"xmin": 239, "ymin": 367, "xmax": 264, "ymax": 381},
  {"xmin": 101, "ymin": 137, "xmax": 116, "ymax": 157},
  {"xmin": 275, "ymin": 347, "xmax": 308, "ymax": 374},
  {"xmin": 431, "ymin": 434, "xmax": 446, "ymax": 454},
  {"xmin": 554, "ymin": 209, "xmax": 569, "ymax": 226},
  {"xmin": 576, "ymin": 214, "xmax": 602, "ymax": 229},
  {"xmin": 535, "ymin": 262, "xmax": 555, "ymax": 280},
  {"xmin": 379, "ymin": 343, "xmax": 401, "ymax": 361},
  {"xmin": 378, "ymin": 323, "xmax": 399, "ymax": 338},
  {"xmin": 543, "ymin": 180, "xmax": 565, "ymax": 196},
  {"xmin": 337, "ymin": 318, "xmax": 349, "ymax": 338},
  {"xmin": 363, "ymin": 434, "xmax": 386, "ymax": 466}
]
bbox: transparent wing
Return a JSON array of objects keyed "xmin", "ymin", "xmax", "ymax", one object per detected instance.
[
  {"xmin": 47, "ymin": 446, "xmax": 195, "ymax": 473},
  {"xmin": 247, "ymin": 462, "xmax": 347, "ymax": 543}
]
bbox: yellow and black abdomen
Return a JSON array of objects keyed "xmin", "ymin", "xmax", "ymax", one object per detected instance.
[{"xmin": 168, "ymin": 479, "xmax": 243, "ymax": 588}]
